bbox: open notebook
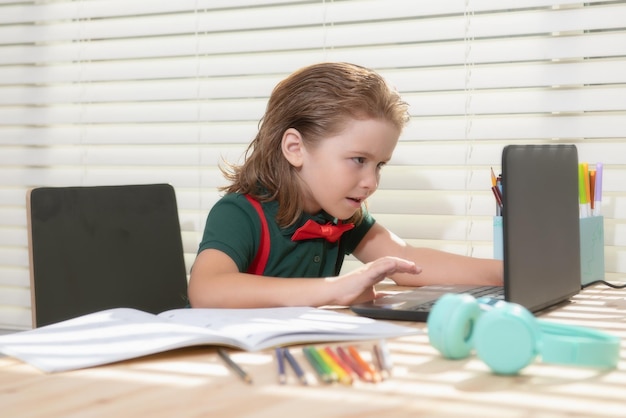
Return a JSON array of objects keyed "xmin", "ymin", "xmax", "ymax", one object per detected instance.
[{"xmin": 351, "ymin": 144, "xmax": 582, "ymax": 321}]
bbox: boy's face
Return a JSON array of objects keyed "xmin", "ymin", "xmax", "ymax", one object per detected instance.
[{"xmin": 296, "ymin": 118, "xmax": 400, "ymax": 219}]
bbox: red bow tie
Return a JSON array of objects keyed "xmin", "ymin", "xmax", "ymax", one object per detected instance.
[{"xmin": 291, "ymin": 220, "xmax": 355, "ymax": 243}]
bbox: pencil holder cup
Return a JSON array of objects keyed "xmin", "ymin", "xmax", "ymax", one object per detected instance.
[
  {"xmin": 493, "ymin": 215, "xmax": 605, "ymax": 284},
  {"xmin": 493, "ymin": 216, "xmax": 503, "ymax": 260},
  {"xmin": 580, "ymin": 216, "xmax": 605, "ymax": 286}
]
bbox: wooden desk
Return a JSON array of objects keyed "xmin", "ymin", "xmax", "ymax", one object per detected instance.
[{"xmin": 1, "ymin": 284, "xmax": 625, "ymax": 418}]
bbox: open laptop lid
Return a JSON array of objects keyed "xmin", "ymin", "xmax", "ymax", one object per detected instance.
[
  {"xmin": 27, "ymin": 184, "xmax": 189, "ymax": 327},
  {"xmin": 502, "ymin": 144, "xmax": 581, "ymax": 312}
]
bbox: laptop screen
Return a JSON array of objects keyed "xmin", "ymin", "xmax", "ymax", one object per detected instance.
[{"xmin": 502, "ymin": 144, "xmax": 581, "ymax": 312}]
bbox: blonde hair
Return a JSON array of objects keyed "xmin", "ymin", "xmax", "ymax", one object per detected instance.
[{"xmin": 221, "ymin": 62, "xmax": 409, "ymax": 227}]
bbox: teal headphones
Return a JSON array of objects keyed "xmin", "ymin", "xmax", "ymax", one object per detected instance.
[{"xmin": 427, "ymin": 293, "xmax": 620, "ymax": 375}]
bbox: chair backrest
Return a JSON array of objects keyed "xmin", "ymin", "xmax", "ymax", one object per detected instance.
[{"xmin": 26, "ymin": 184, "xmax": 189, "ymax": 327}]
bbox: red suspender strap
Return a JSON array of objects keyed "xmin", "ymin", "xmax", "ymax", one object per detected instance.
[{"xmin": 244, "ymin": 194, "xmax": 270, "ymax": 275}]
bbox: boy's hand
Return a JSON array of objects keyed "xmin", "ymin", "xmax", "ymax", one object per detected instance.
[{"xmin": 327, "ymin": 256, "xmax": 421, "ymax": 306}]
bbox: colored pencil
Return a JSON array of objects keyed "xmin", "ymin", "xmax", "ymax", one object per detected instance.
[
  {"xmin": 283, "ymin": 348, "xmax": 308, "ymax": 385},
  {"xmin": 217, "ymin": 348, "xmax": 253, "ymax": 385},
  {"xmin": 336, "ymin": 346, "xmax": 371, "ymax": 382},
  {"xmin": 318, "ymin": 347, "xmax": 352, "ymax": 385},
  {"xmin": 372, "ymin": 341, "xmax": 392, "ymax": 379},
  {"xmin": 324, "ymin": 347, "xmax": 358, "ymax": 381},
  {"xmin": 348, "ymin": 345, "xmax": 381, "ymax": 383},
  {"xmin": 275, "ymin": 347, "xmax": 286, "ymax": 385},
  {"xmin": 303, "ymin": 346, "xmax": 334, "ymax": 384}
]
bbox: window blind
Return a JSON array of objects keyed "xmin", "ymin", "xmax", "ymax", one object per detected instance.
[{"xmin": 1, "ymin": 0, "xmax": 625, "ymax": 330}]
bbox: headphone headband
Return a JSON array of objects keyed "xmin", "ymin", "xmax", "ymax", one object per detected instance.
[{"xmin": 538, "ymin": 320, "xmax": 620, "ymax": 368}]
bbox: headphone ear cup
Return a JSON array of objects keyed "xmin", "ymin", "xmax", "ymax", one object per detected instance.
[
  {"xmin": 428, "ymin": 293, "xmax": 481, "ymax": 359},
  {"xmin": 473, "ymin": 301, "xmax": 541, "ymax": 375}
]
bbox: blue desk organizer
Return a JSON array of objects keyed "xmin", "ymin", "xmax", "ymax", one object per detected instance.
[
  {"xmin": 493, "ymin": 215, "xmax": 604, "ymax": 286},
  {"xmin": 579, "ymin": 216, "xmax": 605, "ymax": 285},
  {"xmin": 493, "ymin": 216, "xmax": 504, "ymax": 261}
]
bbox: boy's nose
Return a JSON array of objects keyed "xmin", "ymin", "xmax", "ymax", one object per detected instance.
[{"xmin": 361, "ymin": 170, "xmax": 379, "ymax": 191}]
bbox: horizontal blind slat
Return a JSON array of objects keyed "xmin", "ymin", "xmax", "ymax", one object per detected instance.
[
  {"xmin": 0, "ymin": 76, "xmax": 279, "ymax": 104},
  {"xmin": 4, "ymin": 68, "xmax": 626, "ymax": 105},
  {"xmin": 0, "ymin": 124, "xmax": 258, "ymax": 145},
  {"xmin": 0, "ymin": 0, "xmax": 315, "ymax": 24},
  {"xmin": 5, "ymin": 4, "xmax": 626, "ymax": 45},
  {"xmin": 3, "ymin": 56, "xmax": 626, "ymax": 89},
  {"xmin": 0, "ymin": 101, "xmax": 266, "ymax": 124},
  {"xmin": 403, "ymin": 114, "xmax": 626, "ymax": 140},
  {"xmin": 3, "ymin": 141, "xmax": 624, "ymax": 169},
  {"xmin": 2, "ymin": 114, "xmax": 626, "ymax": 141},
  {"xmin": 4, "ymin": 31, "xmax": 626, "ymax": 67},
  {"xmin": 0, "ymin": 144, "xmax": 247, "ymax": 166},
  {"xmin": 2, "ymin": 0, "xmax": 615, "ymax": 25}
]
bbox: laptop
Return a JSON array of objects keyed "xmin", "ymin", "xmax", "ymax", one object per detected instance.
[
  {"xmin": 351, "ymin": 144, "xmax": 582, "ymax": 321},
  {"xmin": 27, "ymin": 183, "xmax": 189, "ymax": 327}
]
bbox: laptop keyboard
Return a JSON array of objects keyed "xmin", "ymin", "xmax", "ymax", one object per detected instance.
[
  {"xmin": 408, "ymin": 286, "xmax": 504, "ymax": 312},
  {"xmin": 467, "ymin": 286, "xmax": 504, "ymax": 299}
]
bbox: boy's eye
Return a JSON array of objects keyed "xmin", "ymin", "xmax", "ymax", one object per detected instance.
[
  {"xmin": 352, "ymin": 157, "xmax": 366, "ymax": 164},
  {"xmin": 377, "ymin": 162, "xmax": 387, "ymax": 170}
]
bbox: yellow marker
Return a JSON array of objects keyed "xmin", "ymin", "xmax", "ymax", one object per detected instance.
[
  {"xmin": 583, "ymin": 163, "xmax": 591, "ymax": 212},
  {"xmin": 578, "ymin": 163, "xmax": 589, "ymax": 218}
]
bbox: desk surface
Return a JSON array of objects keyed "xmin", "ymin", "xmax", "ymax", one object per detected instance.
[{"xmin": 1, "ymin": 284, "xmax": 625, "ymax": 418}]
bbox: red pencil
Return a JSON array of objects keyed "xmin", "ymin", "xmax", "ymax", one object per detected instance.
[
  {"xmin": 491, "ymin": 185, "xmax": 503, "ymax": 209},
  {"xmin": 324, "ymin": 347, "xmax": 357, "ymax": 382},
  {"xmin": 336, "ymin": 346, "xmax": 371, "ymax": 382}
]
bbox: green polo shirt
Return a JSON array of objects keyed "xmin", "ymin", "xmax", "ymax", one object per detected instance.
[{"xmin": 198, "ymin": 192, "xmax": 375, "ymax": 277}]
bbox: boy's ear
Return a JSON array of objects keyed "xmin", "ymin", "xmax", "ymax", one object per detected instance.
[{"xmin": 281, "ymin": 128, "xmax": 304, "ymax": 168}]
